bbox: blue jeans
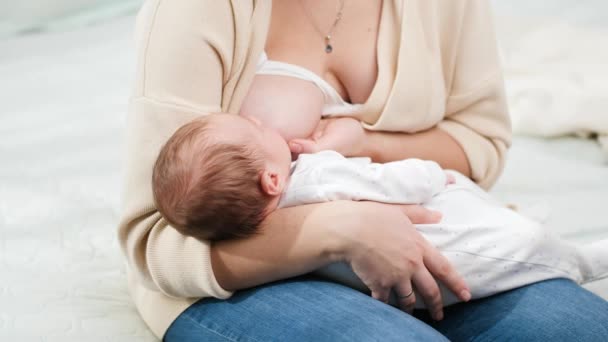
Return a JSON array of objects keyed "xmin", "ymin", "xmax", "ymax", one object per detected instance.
[{"xmin": 164, "ymin": 277, "xmax": 608, "ymax": 341}]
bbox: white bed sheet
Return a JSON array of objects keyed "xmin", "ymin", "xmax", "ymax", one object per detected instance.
[
  {"xmin": 1, "ymin": 13, "xmax": 607, "ymax": 341},
  {"xmin": 0, "ymin": 16, "xmax": 155, "ymax": 342}
]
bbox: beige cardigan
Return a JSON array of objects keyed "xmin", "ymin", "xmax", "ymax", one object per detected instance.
[{"xmin": 119, "ymin": 0, "xmax": 511, "ymax": 338}]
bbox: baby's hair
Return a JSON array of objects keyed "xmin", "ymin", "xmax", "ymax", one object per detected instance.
[{"xmin": 152, "ymin": 116, "xmax": 271, "ymax": 241}]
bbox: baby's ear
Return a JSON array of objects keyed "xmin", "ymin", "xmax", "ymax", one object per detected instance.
[{"xmin": 259, "ymin": 170, "xmax": 283, "ymax": 196}]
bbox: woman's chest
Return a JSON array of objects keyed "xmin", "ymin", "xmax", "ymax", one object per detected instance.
[
  {"xmin": 264, "ymin": 0, "xmax": 383, "ymax": 104},
  {"xmin": 235, "ymin": 0, "xmax": 448, "ymax": 136}
]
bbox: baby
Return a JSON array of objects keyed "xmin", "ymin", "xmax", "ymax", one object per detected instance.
[
  {"xmin": 153, "ymin": 113, "xmax": 454, "ymax": 241},
  {"xmin": 153, "ymin": 113, "xmax": 608, "ymax": 308}
]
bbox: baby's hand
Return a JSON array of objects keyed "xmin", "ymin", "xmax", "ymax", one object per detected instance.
[{"xmin": 446, "ymin": 172, "xmax": 456, "ymax": 185}]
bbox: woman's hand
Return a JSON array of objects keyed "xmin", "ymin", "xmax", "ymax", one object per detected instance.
[
  {"xmin": 330, "ymin": 201, "xmax": 471, "ymax": 321},
  {"xmin": 288, "ymin": 117, "xmax": 367, "ymax": 157}
]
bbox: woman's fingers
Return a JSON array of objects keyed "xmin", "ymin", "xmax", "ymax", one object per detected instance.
[
  {"xmin": 342, "ymin": 202, "xmax": 459, "ymax": 322},
  {"xmin": 398, "ymin": 205, "xmax": 442, "ymax": 224},
  {"xmin": 371, "ymin": 287, "xmax": 391, "ymax": 304},
  {"xmin": 411, "ymin": 269, "xmax": 444, "ymax": 320},
  {"xmin": 424, "ymin": 248, "xmax": 471, "ymax": 302},
  {"xmin": 394, "ymin": 282, "xmax": 417, "ymax": 314}
]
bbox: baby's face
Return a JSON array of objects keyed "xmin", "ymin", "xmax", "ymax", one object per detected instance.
[{"xmin": 210, "ymin": 114, "xmax": 292, "ymax": 172}]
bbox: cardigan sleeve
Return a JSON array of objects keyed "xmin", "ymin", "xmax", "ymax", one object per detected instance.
[
  {"xmin": 118, "ymin": 0, "xmax": 237, "ymax": 299},
  {"xmin": 437, "ymin": 0, "xmax": 512, "ymax": 189}
]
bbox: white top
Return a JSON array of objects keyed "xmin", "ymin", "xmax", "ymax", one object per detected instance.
[
  {"xmin": 256, "ymin": 52, "xmax": 364, "ymax": 116},
  {"xmin": 277, "ymin": 150, "xmax": 447, "ymax": 208}
]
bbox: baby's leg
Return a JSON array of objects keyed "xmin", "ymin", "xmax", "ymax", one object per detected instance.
[
  {"xmin": 315, "ymin": 173, "xmax": 608, "ymax": 310},
  {"xmin": 416, "ymin": 176, "xmax": 608, "ymax": 306}
]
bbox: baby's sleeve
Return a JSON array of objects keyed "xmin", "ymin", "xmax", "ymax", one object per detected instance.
[
  {"xmin": 281, "ymin": 153, "xmax": 447, "ymax": 206},
  {"xmin": 332, "ymin": 158, "xmax": 447, "ymax": 204},
  {"xmin": 371, "ymin": 159, "xmax": 448, "ymax": 203}
]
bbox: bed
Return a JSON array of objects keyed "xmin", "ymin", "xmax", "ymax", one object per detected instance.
[{"xmin": 1, "ymin": 11, "xmax": 606, "ymax": 342}]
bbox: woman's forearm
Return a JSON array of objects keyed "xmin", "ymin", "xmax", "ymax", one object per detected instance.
[
  {"xmin": 211, "ymin": 198, "xmax": 464, "ymax": 319},
  {"xmin": 210, "ymin": 202, "xmax": 346, "ymax": 291},
  {"xmin": 362, "ymin": 127, "xmax": 472, "ymax": 177}
]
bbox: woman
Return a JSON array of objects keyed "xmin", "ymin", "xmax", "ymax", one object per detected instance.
[{"xmin": 119, "ymin": 0, "xmax": 608, "ymax": 340}]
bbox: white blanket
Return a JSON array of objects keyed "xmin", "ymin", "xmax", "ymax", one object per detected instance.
[{"xmin": 492, "ymin": 0, "xmax": 608, "ymax": 153}]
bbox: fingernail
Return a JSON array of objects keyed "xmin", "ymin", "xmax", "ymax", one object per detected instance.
[
  {"xmin": 460, "ymin": 290, "xmax": 471, "ymax": 302},
  {"xmin": 434, "ymin": 311, "xmax": 444, "ymax": 321}
]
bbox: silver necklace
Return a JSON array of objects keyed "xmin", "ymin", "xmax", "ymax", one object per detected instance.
[{"xmin": 300, "ymin": 0, "xmax": 346, "ymax": 53}]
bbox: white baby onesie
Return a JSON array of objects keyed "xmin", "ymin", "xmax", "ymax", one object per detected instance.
[{"xmin": 278, "ymin": 151, "xmax": 608, "ymax": 309}]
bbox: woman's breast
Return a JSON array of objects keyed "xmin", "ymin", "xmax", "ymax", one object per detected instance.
[{"xmin": 239, "ymin": 75, "xmax": 324, "ymax": 141}]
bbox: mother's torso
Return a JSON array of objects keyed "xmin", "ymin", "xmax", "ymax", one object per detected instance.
[
  {"xmin": 239, "ymin": 0, "xmax": 383, "ymax": 141},
  {"xmin": 226, "ymin": 0, "xmax": 451, "ymax": 138}
]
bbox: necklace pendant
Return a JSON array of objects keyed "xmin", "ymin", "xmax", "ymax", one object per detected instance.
[{"xmin": 324, "ymin": 35, "xmax": 333, "ymax": 53}]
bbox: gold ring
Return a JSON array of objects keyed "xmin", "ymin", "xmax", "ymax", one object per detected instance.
[{"xmin": 398, "ymin": 289, "xmax": 414, "ymax": 299}]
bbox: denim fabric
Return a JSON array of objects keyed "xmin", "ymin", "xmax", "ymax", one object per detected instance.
[
  {"xmin": 416, "ymin": 278, "xmax": 608, "ymax": 341},
  {"xmin": 165, "ymin": 278, "xmax": 608, "ymax": 342}
]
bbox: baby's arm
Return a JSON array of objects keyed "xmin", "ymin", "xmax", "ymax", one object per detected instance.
[
  {"xmin": 284, "ymin": 152, "xmax": 450, "ymax": 206},
  {"xmin": 356, "ymin": 158, "xmax": 450, "ymax": 204}
]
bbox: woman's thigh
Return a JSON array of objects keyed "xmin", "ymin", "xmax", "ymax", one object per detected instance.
[
  {"xmin": 164, "ymin": 277, "xmax": 447, "ymax": 342},
  {"xmin": 416, "ymin": 278, "xmax": 608, "ymax": 341}
]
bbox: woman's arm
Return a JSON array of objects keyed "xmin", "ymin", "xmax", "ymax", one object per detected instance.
[
  {"xmin": 290, "ymin": 74, "xmax": 507, "ymax": 189},
  {"xmin": 211, "ymin": 201, "xmax": 444, "ymax": 290},
  {"xmin": 370, "ymin": 0, "xmax": 512, "ymax": 189},
  {"xmin": 211, "ymin": 200, "xmax": 470, "ymax": 321},
  {"xmin": 435, "ymin": 0, "xmax": 512, "ymax": 189},
  {"xmin": 362, "ymin": 127, "xmax": 471, "ymax": 177},
  {"xmin": 120, "ymin": 0, "xmax": 238, "ymax": 300},
  {"xmin": 289, "ymin": 119, "xmax": 471, "ymax": 177},
  {"xmin": 210, "ymin": 203, "xmax": 340, "ymax": 291}
]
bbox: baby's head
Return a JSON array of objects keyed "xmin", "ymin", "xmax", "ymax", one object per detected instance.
[{"xmin": 152, "ymin": 114, "xmax": 292, "ymax": 241}]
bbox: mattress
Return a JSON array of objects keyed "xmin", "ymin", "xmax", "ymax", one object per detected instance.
[{"xmin": 1, "ymin": 12, "xmax": 606, "ymax": 342}]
